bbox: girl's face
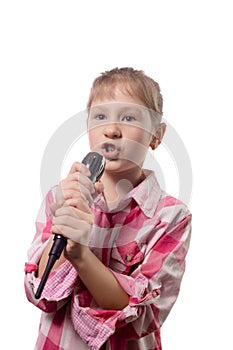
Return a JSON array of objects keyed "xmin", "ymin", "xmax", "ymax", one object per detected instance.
[{"xmin": 87, "ymin": 89, "xmax": 158, "ymax": 175}]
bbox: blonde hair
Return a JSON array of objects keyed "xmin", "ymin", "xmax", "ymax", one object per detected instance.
[{"xmin": 87, "ymin": 67, "xmax": 163, "ymax": 116}]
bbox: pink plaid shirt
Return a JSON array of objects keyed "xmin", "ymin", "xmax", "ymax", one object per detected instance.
[{"xmin": 24, "ymin": 170, "xmax": 192, "ymax": 350}]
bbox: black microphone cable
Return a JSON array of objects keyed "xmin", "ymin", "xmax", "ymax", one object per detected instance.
[{"xmin": 35, "ymin": 152, "xmax": 105, "ymax": 299}]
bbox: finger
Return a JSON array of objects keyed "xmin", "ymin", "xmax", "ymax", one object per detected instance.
[
  {"xmin": 94, "ymin": 181, "xmax": 104, "ymax": 194},
  {"xmin": 52, "ymin": 225, "xmax": 91, "ymax": 246},
  {"xmin": 54, "ymin": 206, "xmax": 93, "ymax": 222},
  {"xmin": 60, "ymin": 186, "xmax": 94, "ymax": 207},
  {"xmin": 50, "ymin": 202, "xmax": 60, "ymax": 216},
  {"xmin": 51, "ymin": 221, "xmax": 92, "ymax": 245},
  {"xmin": 61, "ymin": 181, "xmax": 94, "ymax": 198},
  {"xmin": 52, "ymin": 215, "xmax": 78, "ymax": 227},
  {"xmin": 69, "ymin": 162, "xmax": 91, "ymax": 177},
  {"xmin": 63, "ymin": 198, "xmax": 92, "ymax": 213},
  {"xmin": 63, "ymin": 174, "xmax": 95, "ymax": 195}
]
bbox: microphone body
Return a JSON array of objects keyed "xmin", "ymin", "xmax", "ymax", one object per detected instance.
[{"xmin": 35, "ymin": 152, "xmax": 105, "ymax": 299}]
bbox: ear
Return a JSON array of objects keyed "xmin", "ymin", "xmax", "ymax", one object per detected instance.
[{"xmin": 150, "ymin": 123, "xmax": 166, "ymax": 150}]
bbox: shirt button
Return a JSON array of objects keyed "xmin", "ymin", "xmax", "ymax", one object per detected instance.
[
  {"xmin": 152, "ymin": 290, "xmax": 158, "ymax": 298},
  {"xmin": 126, "ymin": 254, "xmax": 132, "ymax": 262}
]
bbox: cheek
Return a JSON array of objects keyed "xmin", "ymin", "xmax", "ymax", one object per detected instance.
[
  {"xmin": 124, "ymin": 128, "xmax": 152, "ymax": 146},
  {"xmin": 121, "ymin": 143, "xmax": 148, "ymax": 167},
  {"xmin": 122, "ymin": 135, "xmax": 151, "ymax": 166},
  {"xmin": 88, "ymin": 129, "xmax": 101, "ymax": 148}
]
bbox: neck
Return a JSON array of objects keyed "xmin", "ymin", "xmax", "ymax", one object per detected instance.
[{"xmin": 101, "ymin": 167, "xmax": 145, "ymax": 207}]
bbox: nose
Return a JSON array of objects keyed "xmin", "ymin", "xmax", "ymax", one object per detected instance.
[{"xmin": 104, "ymin": 123, "xmax": 122, "ymax": 139}]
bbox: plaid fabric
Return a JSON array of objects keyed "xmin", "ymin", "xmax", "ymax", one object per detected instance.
[{"xmin": 25, "ymin": 170, "xmax": 192, "ymax": 350}]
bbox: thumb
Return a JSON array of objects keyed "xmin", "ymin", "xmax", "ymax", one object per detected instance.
[
  {"xmin": 94, "ymin": 181, "xmax": 104, "ymax": 194},
  {"xmin": 50, "ymin": 202, "xmax": 60, "ymax": 216}
]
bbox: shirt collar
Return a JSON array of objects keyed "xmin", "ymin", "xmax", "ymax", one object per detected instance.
[
  {"xmin": 94, "ymin": 170, "xmax": 162, "ymax": 218},
  {"xmin": 131, "ymin": 169, "xmax": 162, "ymax": 217}
]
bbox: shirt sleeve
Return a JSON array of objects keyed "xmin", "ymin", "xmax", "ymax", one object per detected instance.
[
  {"xmin": 24, "ymin": 188, "xmax": 78, "ymax": 312},
  {"xmin": 112, "ymin": 212, "xmax": 192, "ymax": 339},
  {"xmin": 69, "ymin": 206, "xmax": 192, "ymax": 348}
]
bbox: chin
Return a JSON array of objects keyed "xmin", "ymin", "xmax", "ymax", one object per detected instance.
[
  {"xmin": 106, "ymin": 159, "xmax": 140, "ymax": 173},
  {"xmin": 105, "ymin": 159, "xmax": 121, "ymax": 170}
]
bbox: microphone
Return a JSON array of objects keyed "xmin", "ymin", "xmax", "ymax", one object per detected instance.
[{"xmin": 35, "ymin": 152, "xmax": 105, "ymax": 299}]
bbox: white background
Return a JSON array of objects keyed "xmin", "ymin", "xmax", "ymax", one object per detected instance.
[{"xmin": 0, "ymin": 0, "xmax": 232, "ymax": 349}]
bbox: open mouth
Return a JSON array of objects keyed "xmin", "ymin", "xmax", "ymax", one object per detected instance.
[{"xmin": 101, "ymin": 143, "xmax": 120, "ymax": 160}]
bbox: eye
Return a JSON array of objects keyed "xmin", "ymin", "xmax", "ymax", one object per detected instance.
[
  {"xmin": 122, "ymin": 115, "xmax": 136, "ymax": 122},
  {"xmin": 95, "ymin": 114, "xmax": 106, "ymax": 120}
]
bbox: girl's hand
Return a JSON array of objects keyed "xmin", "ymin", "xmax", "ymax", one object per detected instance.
[
  {"xmin": 49, "ymin": 161, "xmax": 104, "ymax": 261},
  {"xmin": 53, "ymin": 162, "xmax": 96, "ymax": 210},
  {"xmin": 51, "ymin": 203, "xmax": 93, "ymax": 260}
]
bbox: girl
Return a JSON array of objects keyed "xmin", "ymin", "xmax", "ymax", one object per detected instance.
[{"xmin": 25, "ymin": 67, "xmax": 192, "ymax": 350}]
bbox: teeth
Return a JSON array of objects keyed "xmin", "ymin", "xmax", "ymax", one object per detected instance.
[{"xmin": 106, "ymin": 145, "xmax": 115, "ymax": 152}]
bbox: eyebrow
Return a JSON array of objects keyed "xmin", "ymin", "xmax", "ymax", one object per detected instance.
[
  {"xmin": 89, "ymin": 104, "xmax": 146, "ymax": 115},
  {"xmin": 89, "ymin": 106, "xmax": 108, "ymax": 114}
]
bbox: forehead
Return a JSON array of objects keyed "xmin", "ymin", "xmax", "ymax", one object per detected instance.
[{"xmin": 90, "ymin": 86, "xmax": 146, "ymax": 107}]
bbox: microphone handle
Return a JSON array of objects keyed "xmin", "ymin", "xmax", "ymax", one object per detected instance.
[{"xmin": 35, "ymin": 152, "xmax": 105, "ymax": 299}]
